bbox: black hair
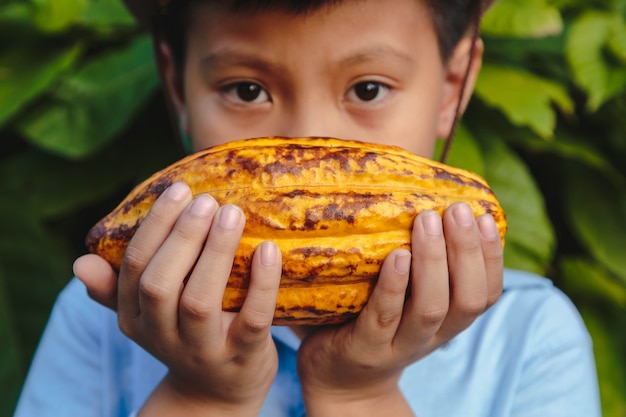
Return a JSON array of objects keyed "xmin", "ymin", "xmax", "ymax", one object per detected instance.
[{"xmin": 154, "ymin": 0, "xmax": 484, "ymax": 74}]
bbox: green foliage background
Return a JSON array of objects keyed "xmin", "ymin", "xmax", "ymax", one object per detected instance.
[{"xmin": 1, "ymin": 0, "xmax": 625, "ymax": 415}]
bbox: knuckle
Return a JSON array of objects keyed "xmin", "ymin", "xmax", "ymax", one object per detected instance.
[
  {"xmin": 487, "ymin": 287, "xmax": 503, "ymax": 307},
  {"xmin": 375, "ymin": 309, "xmax": 402, "ymax": 329},
  {"xmin": 204, "ymin": 236, "xmax": 239, "ymax": 257},
  {"xmin": 447, "ymin": 226, "xmax": 483, "ymax": 255},
  {"xmin": 138, "ymin": 278, "xmax": 170, "ymax": 304},
  {"xmin": 248, "ymin": 284, "xmax": 278, "ymax": 307},
  {"xmin": 378, "ymin": 279, "xmax": 408, "ymax": 299},
  {"xmin": 228, "ymin": 316, "xmax": 271, "ymax": 352},
  {"xmin": 239, "ymin": 313, "xmax": 270, "ymax": 335},
  {"xmin": 420, "ymin": 246, "xmax": 447, "ymax": 264},
  {"xmin": 122, "ymin": 245, "xmax": 148, "ymax": 274},
  {"xmin": 483, "ymin": 239, "xmax": 504, "ymax": 260},
  {"xmin": 118, "ymin": 316, "xmax": 136, "ymax": 339},
  {"xmin": 458, "ymin": 297, "xmax": 488, "ymax": 318},
  {"xmin": 172, "ymin": 224, "xmax": 199, "ymax": 244},
  {"xmin": 417, "ymin": 307, "xmax": 448, "ymax": 326},
  {"xmin": 484, "ymin": 254, "xmax": 504, "ymax": 271},
  {"xmin": 353, "ymin": 351, "xmax": 388, "ymax": 370},
  {"xmin": 146, "ymin": 201, "xmax": 174, "ymax": 225},
  {"xmin": 457, "ymin": 238, "xmax": 483, "ymax": 256},
  {"xmin": 179, "ymin": 294, "xmax": 216, "ymax": 320}
]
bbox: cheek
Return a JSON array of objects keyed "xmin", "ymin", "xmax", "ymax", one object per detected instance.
[
  {"xmin": 182, "ymin": 70, "xmax": 248, "ymax": 150},
  {"xmin": 403, "ymin": 86, "xmax": 446, "ymax": 157},
  {"xmin": 185, "ymin": 94, "xmax": 248, "ymax": 151},
  {"xmin": 387, "ymin": 125, "xmax": 439, "ymax": 158},
  {"xmin": 187, "ymin": 107, "xmax": 228, "ymax": 151},
  {"xmin": 372, "ymin": 96, "xmax": 443, "ymax": 158},
  {"xmin": 184, "ymin": 83, "xmax": 277, "ymax": 150},
  {"xmin": 410, "ymin": 115, "xmax": 441, "ymax": 158}
]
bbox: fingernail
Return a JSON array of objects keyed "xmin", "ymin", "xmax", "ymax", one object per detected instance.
[
  {"xmin": 166, "ymin": 181, "xmax": 189, "ymax": 201},
  {"xmin": 478, "ymin": 214, "xmax": 499, "ymax": 240},
  {"xmin": 219, "ymin": 204, "xmax": 242, "ymax": 229},
  {"xmin": 421, "ymin": 211, "xmax": 442, "ymax": 236},
  {"xmin": 452, "ymin": 203, "xmax": 474, "ymax": 228},
  {"xmin": 394, "ymin": 251, "xmax": 411, "ymax": 275},
  {"xmin": 260, "ymin": 242, "xmax": 278, "ymax": 266},
  {"xmin": 189, "ymin": 194, "xmax": 216, "ymax": 216}
]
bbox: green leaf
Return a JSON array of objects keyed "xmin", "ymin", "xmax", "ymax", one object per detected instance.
[
  {"xmin": 509, "ymin": 129, "xmax": 626, "ymax": 187},
  {"xmin": 438, "ymin": 123, "xmax": 486, "ymax": 177},
  {"xmin": 0, "ymin": 189, "xmax": 70, "ymax": 372},
  {"xmin": 1, "ymin": 0, "xmax": 135, "ymax": 31},
  {"xmin": 31, "ymin": 0, "xmax": 88, "ymax": 32},
  {"xmin": 607, "ymin": 13, "xmax": 626, "ymax": 63},
  {"xmin": 0, "ymin": 2, "xmax": 35, "ymax": 27},
  {"xmin": 79, "ymin": 0, "xmax": 136, "ymax": 28},
  {"xmin": 566, "ymin": 11, "xmax": 626, "ymax": 111},
  {"xmin": 477, "ymin": 133, "xmax": 555, "ymax": 274},
  {"xmin": 475, "ymin": 64, "xmax": 574, "ymax": 139},
  {"xmin": 0, "ymin": 149, "xmax": 129, "ymax": 219},
  {"xmin": 563, "ymin": 164, "xmax": 626, "ymax": 284},
  {"xmin": 0, "ymin": 42, "xmax": 81, "ymax": 127},
  {"xmin": 482, "ymin": 0, "xmax": 564, "ymax": 38},
  {"xmin": 559, "ymin": 257, "xmax": 626, "ymax": 308},
  {"xmin": 0, "ymin": 189, "xmax": 73, "ymax": 415},
  {"xmin": 17, "ymin": 35, "xmax": 158, "ymax": 158},
  {"xmin": 1, "ymin": 118, "xmax": 180, "ymax": 220}
]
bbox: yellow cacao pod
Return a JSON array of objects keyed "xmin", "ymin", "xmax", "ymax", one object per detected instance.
[{"xmin": 86, "ymin": 137, "xmax": 507, "ymax": 325}]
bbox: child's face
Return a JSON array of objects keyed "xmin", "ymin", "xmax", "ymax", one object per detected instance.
[{"xmin": 161, "ymin": 0, "xmax": 480, "ymax": 158}]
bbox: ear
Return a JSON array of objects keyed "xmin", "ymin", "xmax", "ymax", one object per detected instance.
[
  {"xmin": 436, "ymin": 36, "xmax": 484, "ymax": 139},
  {"xmin": 154, "ymin": 38, "xmax": 189, "ymax": 135}
]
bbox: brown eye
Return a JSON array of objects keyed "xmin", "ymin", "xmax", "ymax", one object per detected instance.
[
  {"xmin": 236, "ymin": 83, "xmax": 262, "ymax": 101},
  {"xmin": 348, "ymin": 81, "xmax": 390, "ymax": 103},
  {"xmin": 222, "ymin": 82, "xmax": 269, "ymax": 103},
  {"xmin": 355, "ymin": 82, "xmax": 380, "ymax": 101}
]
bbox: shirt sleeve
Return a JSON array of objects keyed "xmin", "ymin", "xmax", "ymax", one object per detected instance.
[
  {"xmin": 510, "ymin": 286, "xmax": 601, "ymax": 417},
  {"xmin": 13, "ymin": 278, "xmax": 114, "ymax": 416}
]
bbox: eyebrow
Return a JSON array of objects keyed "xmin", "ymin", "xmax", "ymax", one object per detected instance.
[
  {"xmin": 201, "ymin": 44, "xmax": 414, "ymax": 74},
  {"xmin": 201, "ymin": 49, "xmax": 283, "ymax": 74},
  {"xmin": 336, "ymin": 45, "xmax": 415, "ymax": 68}
]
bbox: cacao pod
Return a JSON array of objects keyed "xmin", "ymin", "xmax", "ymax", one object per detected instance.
[{"xmin": 86, "ymin": 137, "xmax": 507, "ymax": 325}]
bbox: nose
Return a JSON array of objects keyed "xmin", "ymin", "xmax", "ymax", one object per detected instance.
[{"xmin": 274, "ymin": 96, "xmax": 345, "ymax": 139}]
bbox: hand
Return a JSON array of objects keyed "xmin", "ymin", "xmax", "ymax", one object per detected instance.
[
  {"xmin": 74, "ymin": 182, "xmax": 282, "ymax": 416},
  {"xmin": 296, "ymin": 202, "xmax": 504, "ymax": 416}
]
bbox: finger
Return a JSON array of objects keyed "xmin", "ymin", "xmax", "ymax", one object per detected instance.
[
  {"xmin": 118, "ymin": 181, "xmax": 192, "ymax": 321},
  {"xmin": 394, "ymin": 210, "xmax": 449, "ymax": 353},
  {"xmin": 230, "ymin": 241, "xmax": 282, "ymax": 350},
  {"xmin": 437, "ymin": 202, "xmax": 487, "ymax": 342},
  {"xmin": 353, "ymin": 249, "xmax": 411, "ymax": 349},
  {"xmin": 73, "ymin": 254, "xmax": 118, "ymax": 311},
  {"xmin": 139, "ymin": 194, "xmax": 218, "ymax": 337},
  {"xmin": 477, "ymin": 214, "xmax": 504, "ymax": 307},
  {"xmin": 178, "ymin": 204, "xmax": 246, "ymax": 346}
]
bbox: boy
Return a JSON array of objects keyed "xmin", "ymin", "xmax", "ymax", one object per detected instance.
[{"xmin": 14, "ymin": 1, "xmax": 601, "ymax": 416}]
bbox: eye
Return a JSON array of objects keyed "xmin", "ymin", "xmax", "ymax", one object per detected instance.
[
  {"xmin": 347, "ymin": 81, "xmax": 390, "ymax": 103},
  {"xmin": 221, "ymin": 82, "xmax": 270, "ymax": 104}
]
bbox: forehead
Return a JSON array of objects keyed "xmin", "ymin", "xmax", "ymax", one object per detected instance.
[
  {"xmin": 198, "ymin": 0, "xmax": 421, "ymax": 15},
  {"xmin": 184, "ymin": 0, "xmax": 437, "ymax": 54}
]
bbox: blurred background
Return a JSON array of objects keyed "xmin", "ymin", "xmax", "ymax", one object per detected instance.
[{"xmin": 0, "ymin": 0, "xmax": 625, "ymax": 415}]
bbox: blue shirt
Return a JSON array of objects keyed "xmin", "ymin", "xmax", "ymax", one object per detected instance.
[{"xmin": 14, "ymin": 269, "xmax": 601, "ymax": 416}]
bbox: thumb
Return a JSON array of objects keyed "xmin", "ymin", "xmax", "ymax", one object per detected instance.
[{"xmin": 73, "ymin": 254, "xmax": 118, "ymax": 311}]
